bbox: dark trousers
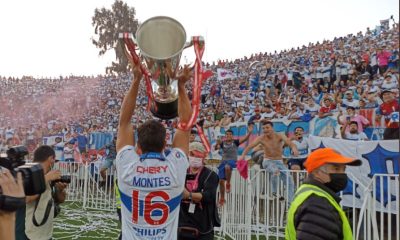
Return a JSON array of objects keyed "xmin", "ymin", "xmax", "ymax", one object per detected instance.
[
  {"xmin": 178, "ymin": 231, "xmax": 214, "ymax": 240},
  {"xmin": 372, "ymin": 65, "xmax": 379, "ymax": 75}
]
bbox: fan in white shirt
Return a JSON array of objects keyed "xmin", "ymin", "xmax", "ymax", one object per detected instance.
[
  {"xmin": 341, "ymin": 121, "xmax": 368, "ymax": 141},
  {"xmin": 381, "ymin": 75, "xmax": 398, "ymax": 90},
  {"xmin": 235, "ymin": 93, "xmax": 246, "ymax": 107},
  {"xmin": 304, "ymin": 98, "xmax": 320, "ymax": 117},
  {"xmin": 261, "ymin": 105, "xmax": 276, "ymax": 119},
  {"xmin": 339, "ymin": 91, "xmax": 360, "ymax": 110}
]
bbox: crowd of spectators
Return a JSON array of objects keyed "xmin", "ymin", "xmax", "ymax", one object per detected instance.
[{"xmin": 0, "ymin": 21, "xmax": 399, "ymax": 154}]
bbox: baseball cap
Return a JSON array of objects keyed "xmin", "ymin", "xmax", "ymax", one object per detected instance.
[
  {"xmin": 304, "ymin": 148, "xmax": 362, "ymax": 173},
  {"xmin": 345, "ymin": 90, "xmax": 353, "ymax": 95}
]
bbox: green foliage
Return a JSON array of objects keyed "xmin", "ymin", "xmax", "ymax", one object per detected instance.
[{"xmin": 91, "ymin": 0, "xmax": 138, "ymax": 74}]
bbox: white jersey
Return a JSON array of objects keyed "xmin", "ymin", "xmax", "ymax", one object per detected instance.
[
  {"xmin": 261, "ymin": 111, "xmax": 276, "ymax": 119},
  {"xmin": 341, "ymin": 99, "xmax": 360, "ymax": 109},
  {"xmin": 54, "ymin": 142, "xmax": 65, "ymax": 161},
  {"xmin": 291, "ymin": 137, "xmax": 309, "ymax": 159},
  {"xmin": 63, "ymin": 146, "xmax": 74, "ymax": 159},
  {"xmin": 116, "ymin": 146, "xmax": 189, "ymax": 240},
  {"xmin": 344, "ymin": 132, "xmax": 368, "ymax": 141}
]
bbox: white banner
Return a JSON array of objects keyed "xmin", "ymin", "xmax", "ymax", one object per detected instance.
[
  {"xmin": 43, "ymin": 135, "xmax": 64, "ymax": 145},
  {"xmin": 217, "ymin": 68, "xmax": 237, "ymax": 80},
  {"xmin": 308, "ymin": 136, "xmax": 399, "ymax": 212}
]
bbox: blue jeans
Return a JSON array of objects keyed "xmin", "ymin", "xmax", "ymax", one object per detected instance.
[{"xmin": 262, "ymin": 159, "xmax": 294, "ymax": 203}]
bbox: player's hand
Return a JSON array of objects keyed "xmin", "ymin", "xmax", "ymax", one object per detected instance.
[
  {"xmin": 132, "ymin": 64, "xmax": 143, "ymax": 83},
  {"xmin": 124, "ymin": 46, "xmax": 143, "ymax": 82},
  {"xmin": 177, "ymin": 64, "xmax": 193, "ymax": 86}
]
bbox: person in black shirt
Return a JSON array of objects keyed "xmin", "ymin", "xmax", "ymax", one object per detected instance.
[{"xmin": 179, "ymin": 142, "xmax": 220, "ymax": 240}]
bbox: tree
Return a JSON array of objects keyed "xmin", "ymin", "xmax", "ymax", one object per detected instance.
[{"xmin": 92, "ymin": 0, "xmax": 139, "ymax": 74}]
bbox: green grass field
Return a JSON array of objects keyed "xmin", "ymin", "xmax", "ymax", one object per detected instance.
[
  {"xmin": 53, "ymin": 202, "xmax": 120, "ymax": 239},
  {"xmin": 53, "ymin": 202, "xmax": 283, "ymax": 240}
]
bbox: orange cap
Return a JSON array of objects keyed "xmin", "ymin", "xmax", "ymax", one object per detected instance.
[{"xmin": 304, "ymin": 148, "xmax": 362, "ymax": 173}]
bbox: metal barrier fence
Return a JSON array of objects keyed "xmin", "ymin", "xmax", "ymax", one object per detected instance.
[
  {"xmin": 219, "ymin": 168, "xmax": 399, "ymax": 240},
  {"xmin": 53, "ymin": 162, "xmax": 399, "ymax": 240},
  {"xmin": 54, "ymin": 162, "xmax": 116, "ymax": 211}
]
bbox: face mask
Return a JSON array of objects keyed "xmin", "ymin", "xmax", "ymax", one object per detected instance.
[
  {"xmin": 189, "ymin": 157, "xmax": 203, "ymax": 168},
  {"xmin": 324, "ymin": 173, "xmax": 348, "ymax": 193}
]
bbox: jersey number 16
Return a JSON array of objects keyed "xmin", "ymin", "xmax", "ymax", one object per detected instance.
[{"xmin": 132, "ymin": 190, "xmax": 170, "ymax": 225}]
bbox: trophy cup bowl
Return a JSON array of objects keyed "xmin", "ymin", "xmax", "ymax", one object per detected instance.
[{"xmin": 135, "ymin": 16, "xmax": 188, "ymax": 119}]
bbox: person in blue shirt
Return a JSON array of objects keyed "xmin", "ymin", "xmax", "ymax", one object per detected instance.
[
  {"xmin": 99, "ymin": 136, "xmax": 117, "ymax": 187},
  {"xmin": 388, "ymin": 50, "xmax": 398, "ymax": 69},
  {"xmin": 239, "ymin": 82, "xmax": 247, "ymax": 90},
  {"xmin": 76, "ymin": 132, "xmax": 88, "ymax": 154}
]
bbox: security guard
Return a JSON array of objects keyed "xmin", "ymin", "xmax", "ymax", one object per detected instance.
[{"xmin": 286, "ymin": 148, "xmax": 361, "ymax": 240}]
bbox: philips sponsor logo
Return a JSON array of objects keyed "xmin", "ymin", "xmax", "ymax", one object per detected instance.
[{"xmin": 132, "ymin": 226, "xmax": 167, "ymax": 238}]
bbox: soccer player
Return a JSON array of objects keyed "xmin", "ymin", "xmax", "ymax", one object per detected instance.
[{"xmin": 116, "ymin": 62, "xmax": 193, "ymax": 240}]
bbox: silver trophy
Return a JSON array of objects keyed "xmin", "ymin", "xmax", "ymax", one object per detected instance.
[{"xmin": 121, "ymin": 16, "xmax": 204, "ymax": 119}]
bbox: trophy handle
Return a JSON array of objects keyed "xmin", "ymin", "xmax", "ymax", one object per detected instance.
[
  {"xmin": 119, "ymin": 33, "xmax": 141, "ymax": 66},
  {"xmin": 119, "ymin": 32, "xmax": 155, "ymax": 111},
  {"xmin": 182, "ymin": 36, "xmax": 205, "ymax": 69},
  {"xmin": 184, "ymin": 36, "xmax": 205, "ymax": 49}
]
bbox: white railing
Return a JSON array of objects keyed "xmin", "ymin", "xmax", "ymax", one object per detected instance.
[
  {"xmin": 219, "ymin": 169, "xmax": 399, "ymax": 240},
  {"xmin": 53, "ymin": 162, "xmax": 399, "ymax": 240},
  {"xmin": 219, "ymin": 171, "xmax": 252, "ymax": 240},
  {"xmin": 249, "ymin": 169, "xmax": 307, "ymax": 240},
  {"xmin": 54, "ymin": 162, "xmax": 116, "ymax": 211}
]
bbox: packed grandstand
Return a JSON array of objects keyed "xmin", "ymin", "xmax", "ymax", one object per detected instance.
[
  {"xmin": 0, "ymin": 21, "xmax": 399, "ymax": 153},
  {"xmin": 0, "ymin": 17, "xmax": 399, "ymax": 240}
]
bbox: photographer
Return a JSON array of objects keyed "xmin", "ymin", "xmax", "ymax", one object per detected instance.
[
  {"xmin": 0, "ymin": 168, "xmax": 25, "ymax": 240},
  {"xmin": 23, "ymin": 146, "xmax": 68, "ymax": 240}
]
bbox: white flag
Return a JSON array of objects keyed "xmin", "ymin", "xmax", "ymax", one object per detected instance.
[{"xmin": 217, "ymin": 68, "xmax": 237, "ymax": 80}]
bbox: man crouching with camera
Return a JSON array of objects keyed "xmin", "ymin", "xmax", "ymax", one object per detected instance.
[{"xmin": 21, "ymin": 145, "xmax": 68, "ymax": 240}]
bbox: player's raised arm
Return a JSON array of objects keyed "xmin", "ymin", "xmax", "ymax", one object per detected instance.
[
  {"xmin": 172, "ymin": 65, "xmax": 193, "ymax": 156},
  {"xmin": 116, "ymin": 54, "xmax": 142, "ymax": 152}
]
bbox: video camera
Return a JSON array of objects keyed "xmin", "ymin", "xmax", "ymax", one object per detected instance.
[{"xmin": 0, "ymin": 146, "xmax": 46, "ymax": 196}]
